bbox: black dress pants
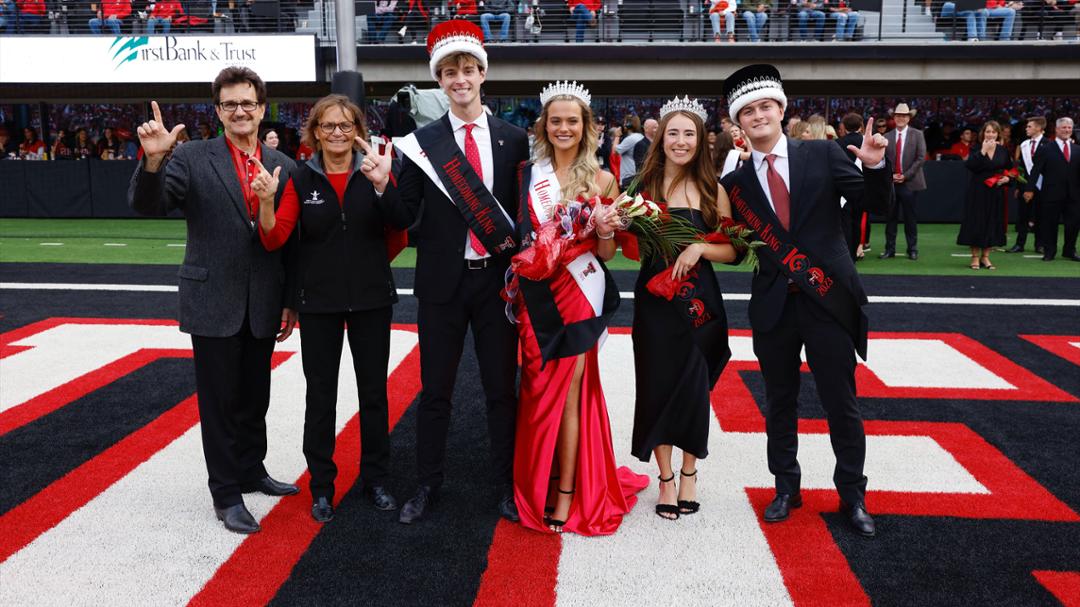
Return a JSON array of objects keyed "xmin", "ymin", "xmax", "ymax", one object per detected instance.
[
  {"xmin": 1014, "ymin": 190, "xmax": 1040, "ymax": 249},
  {"xmin": 190, "ymin": 321, "xmax": 275, "ymax": 508},
  {"xmin": 751, "ymin": 292, "xmax": 868, "ymax": 506},
  {"xmin": 1039, "ymin": 198, "xmax": 1080, "ymax": 258},
  {"xmin": 415, "ymin": 263, "xmax": 518, "ymax": 489},
  {"xmin": 884, "ymin": 183, "xmax": 918, "ymax": 254},
  {"xmin": 300, "ymin": 307, "xmax": 393, "ymax": 501}
]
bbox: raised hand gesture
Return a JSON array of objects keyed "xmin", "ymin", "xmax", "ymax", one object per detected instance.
[
  {"xmin": 356, "ymin": 137, "xmax": 393, "ymax": 191},
  {"xmin": 847, "ymin": 115, "xmax": 888, "ymax": 168},
  {"xmin": 136, "ymin": 101, "xmax": 185, "ymax": 169},
  {"xmin": 248, "ymin": 156, "xmax": 282, "ymax": 205}
]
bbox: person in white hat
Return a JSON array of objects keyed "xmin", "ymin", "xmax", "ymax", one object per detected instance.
[{"xmin": 388, "ymin": 20, "xmax": 531, "ymax": 526}]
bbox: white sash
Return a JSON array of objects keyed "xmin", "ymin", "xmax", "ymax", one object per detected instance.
[
  {"xmin": 529, "ymin": 161, "xmax": 606, "ymax": 321},
  {"xmin": 394, "ymin": 132, "xmax": 515, "ymax": 224}
]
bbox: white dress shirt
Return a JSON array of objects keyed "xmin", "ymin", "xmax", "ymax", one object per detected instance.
[{"xmin": 447, "ymin": 110, "xmax": 494, "ymax": 260}]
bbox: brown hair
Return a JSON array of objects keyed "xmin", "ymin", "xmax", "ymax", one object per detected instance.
[
  {"xmin": 1026, "ymin": 116, "xmax": 1047, "ymax": 131},
  {"xmin": 532, "ymin": 96, "xmax": 603, "ymax": 201},
  {"xmin": 841, "ymin": 112, "xmax": 863, "ymax": 133},
  {"xmin": 301, "ymin": 94, "xmax": 369, "ymax": 150},
  {"xmin": 623, "ymin": 114, "xmax": 642, "ymax": 134},
  {"xmin": 713, "ymin": 130, "xmax": 735, "ymax": 177},
  {"xmin": 637, "ymin": 110, "xmax": 721, "ymax": 229},
  {"xmin": 212, "ymin": 66, "xmax": 267, "ymax": 105},
  {"xmin": 435, "ymin": 52, "xmax": 484, "ymax": 79},
  {"xmin": 978, "ymin": 120, "xmax": 1003, "ymax": 143}
]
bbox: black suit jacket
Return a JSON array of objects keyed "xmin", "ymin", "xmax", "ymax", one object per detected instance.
[
  {"xmin": 128, "ymin": 136, "xmax": 295, "ymax": 339},
  {"xmin": 721, "ymin": 137, "xmax": 892, "ymax": 337},
  {"xmin": 1027, "ymin": 138, "xmax": 1080, "ymax": 204},
  {"xmin": 391, "ymin": 113, "xmax": 529, "ymax": 304}
]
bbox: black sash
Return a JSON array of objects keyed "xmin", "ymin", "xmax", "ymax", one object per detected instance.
[
  {"xmin": 413, "ymin": 125, "xmax": 517, "ymax": 255},
  {"xmin": 729, "ymin": 184, "xmax": 869, "ymax": 360},
  {"xmin": 516, "ymin": 162, "xmax": 621, "ymax": 365}
]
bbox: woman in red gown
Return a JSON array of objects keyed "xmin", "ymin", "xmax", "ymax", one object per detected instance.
[{"xmin": 511, "ymin": 81, "xmax": 648, "ymax": 535}]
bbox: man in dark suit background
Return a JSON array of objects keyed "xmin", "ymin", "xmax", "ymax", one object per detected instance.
[
  {"xmin": 129, "ymin": 67, "xmax": 299, "ymax": 534},
  {"xmin": 389, "ymin": 21, "xmax": 529, "ymax": 525},
  {"xmin": 632, "ymin": 117, "xmax": 658, "ymax": 176},
  {"xmin": 1025, "ymin": 116, "xmax": 1080, "ymax": 261},
  {"xmin": 720, "ymin": 64, "xmax": 891, "ymax": 537},
  {"xmin": 880, "ymin": 103, "xmax": 927, "ymax": 261},
  {"xmin": 836, "ymin": 112, "xmax": 867, "ymax": 260}
]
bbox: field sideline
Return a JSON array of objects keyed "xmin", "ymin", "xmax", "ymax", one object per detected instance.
[{"xmin": 1, "ymin": 218, "xmax": 1076, "ymax": 277}]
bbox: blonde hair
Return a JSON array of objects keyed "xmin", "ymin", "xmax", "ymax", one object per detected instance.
[
  {"xmin": 533, "ymin": 95, "xmax": 602, "ymax": 201},
  {"xmin": 789, "ymin": 120, "xmax": 810, "ymax": 140},
  {"xmin": 806, "ymin": 114, "xmax": 827, "ymax": 140}
]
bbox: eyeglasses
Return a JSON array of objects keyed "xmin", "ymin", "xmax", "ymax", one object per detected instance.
[
  {"xmin": 318, "ymin": 122, "xmax": 356, "ymax": 134},
  {"xmin": 218, "ymin": 100, "xmax": 260, "ymax": 113}
]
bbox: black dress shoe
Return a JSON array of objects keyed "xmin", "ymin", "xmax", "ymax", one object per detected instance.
[
  {"xmin": 1036, "ymin": 246, "xmax": 1045, "ymax": 255},
  {"xmin": 311, "ymin": 497, "xmax": 334, "ymax": 523},
  {"xmin": 840, "ymin": 501, "xmax": 876, "ymax": 537},
  {"xmin": 763, "ymin": 493, "xmax": 802, "ymax": 523},
  {"xmin": 399, "ymin": 486, "xmax": 437, "ymax": 524},
  {"xmin": 241, "ymin": 475, "xmax": 300, "ymax": 496},
  {"xmin": 497, "ymin": 491, "xmax": 520, "ymax": 522},
  {"xmin": 214, "ymin": 503, "xmax": 260, "ymax": 534},
  {"xmin": 1043, "ymin": 255, "xmax": 1056, "ymax": 261},
  {"xmin": 878, "ymin": 251, "xmax": 895, "ymax": 259},
  {"xmin": 1006, "ymin": 244, "xmax": 1023, "ymax": 253},
  {"xmin": 1064, "ymin": 254, "xmax": 1080, "ymax": 262},
  {"xmin": 908, "ymin": 251, "xmax": 918, "ymax": 260},
  {"xmin": 363, "ymin": 484, "xmax": 398, "ymax": 511}
]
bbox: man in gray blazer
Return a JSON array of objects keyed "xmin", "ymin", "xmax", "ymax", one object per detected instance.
[
  {"xmin": 129, "ymin": 67, "xmax": 298, "ymax": 534},
  {"xmin": 880, "ymin": 103, "xmax": 927, "ymax": 260}
]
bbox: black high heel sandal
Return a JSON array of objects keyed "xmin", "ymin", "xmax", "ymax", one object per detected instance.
[
  {"xmin": 544, "ymin": 475, "xmax": 559, "ymax": 515},
  {"xmin": 545, "ymin": 488, "xmax": 574, "ymax": 531},
  {"xmin": 678, "ymin": 469, "xmax": 700, "ymax": 514},
  {"xmin": 655, "ymin": 474, "xmax": 680, "ymax": 520}
]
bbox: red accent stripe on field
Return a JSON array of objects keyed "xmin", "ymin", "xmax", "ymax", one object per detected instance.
[
  {"xmin": 0, "ymin": 351, "xmax": 294, "ymax": 564},
  {"xmin": 188, "ymin": 339, "xmax": 422, "ymax": 607},
  {"xmin": 0, "ymin": 317, "xmax": 178, "ymax": 356},
  {"xmin": 1031, "ymin": 570, "xmax": 1080, "ymax": 606},
  {"xmin": 0, "ymin": 349, "xmax": 192, "ymax": 436},
  {"xmin": 1021, "ymin": 334, "xmax": 1080, "ymax": 367},
  {"xmin": 474, "ymin": 520, "xmax": 561, "ymax": 607}
]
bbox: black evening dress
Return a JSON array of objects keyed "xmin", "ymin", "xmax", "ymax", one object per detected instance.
[
  {"xmin": 631, "ymin": 207, "xmax": 731, "ymax": 462},
  {"xmin": 957, "ymin": 145, "xmax": 1011, "ymax": 248}
]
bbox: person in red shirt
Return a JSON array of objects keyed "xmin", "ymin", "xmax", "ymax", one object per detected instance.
[
  {"xmin": 19, "ymin": 127, "xmax": 46, "ymax": 159},
  {"xmin": 568, "ymin": 0, "xmax": 600, "ymax": 42},
  {"xmin": 256, "ymin": 95, "xmax": 406, "ymax": 524},
  {"xmin": 15, "ymin": 0, "xmax": 46, "ymax": 33},
  {"xmin": 946, "ymin": 127, "xmax": 975, "ymax": 160},
  {"xmin": 88, "ymin": 0, "xmax": 131, "ymax": 34},
  {"xmin": 146, "ymin": 0, "xmax": 181, "ymax": 33}
]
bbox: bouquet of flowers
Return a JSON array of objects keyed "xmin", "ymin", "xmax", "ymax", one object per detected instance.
[
  {"xmin": 510, "ymin": 195, "xmax": 606, "ymax": 282},
  {"xmin": 645, "ymin": 216, "xmax": 762, "ymax": 301},
  {"xmin": 984, "ymin": 167, "xmax": 1020, "ymax": 188},
  {"xmin": 610, "ymin": 191, "xmax": 701, "ymax": 262}
]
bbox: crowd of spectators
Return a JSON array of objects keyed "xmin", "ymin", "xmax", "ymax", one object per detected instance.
[{"xmin": 0, "ymin": 0, "xmax": 1076, "ymax": 41}]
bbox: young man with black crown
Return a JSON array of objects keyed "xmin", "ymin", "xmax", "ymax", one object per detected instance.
[
  {"xmin": 719, "ymin": 64, "xmax": 892, "ymax": 538},
  {"xmin": 388, "ymin": 20, "xmax": 530, "ymax": 525}
]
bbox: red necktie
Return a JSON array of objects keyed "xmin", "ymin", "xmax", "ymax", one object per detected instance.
[
  {"xmin": 895, "ymin": 131, "xmax": 903, "ymax": 175},
  {"xmin": 463, "ymin": 123, "xmax": 487, "ymax": 256},
  {"xmin": 1029, "ymin": 140, "xmax": 1036, "ymax": 157},
  {"xmin": 765, "ymin": 154, "xmax": 790, "ymax": 230},
  {"xmin": 1063, "ymin": 140, "xmax": 1071, "ymax": 163}
]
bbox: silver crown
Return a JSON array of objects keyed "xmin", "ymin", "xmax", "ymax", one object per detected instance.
[
  {"xmin": 539, "ymin": 80, "xmax": 592, "ymax": 107},
  {"xmin": 660, "ymin": 95, "xmax": 708, "ymax": 123},
  {"xmin": 727, "ymin": 77, "xmax": 783, "ymax": 105}
]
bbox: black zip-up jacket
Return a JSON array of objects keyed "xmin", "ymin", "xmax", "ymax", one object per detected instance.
[{"xmin": 285, "ymin": 153, "xmax": 406, "ymax": 313}]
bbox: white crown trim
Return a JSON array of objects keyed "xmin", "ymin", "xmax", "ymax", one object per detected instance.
[
  {"xmin": 539, "ymin": 80, "xmax": 592, "ymax": 107},
  {"xmin": 660, "ymin": 95, "xmax": 708, "ymax": 123},
  {"xmin": 726, "ymin": 77, "xmax": 784, "ymax": 106}
]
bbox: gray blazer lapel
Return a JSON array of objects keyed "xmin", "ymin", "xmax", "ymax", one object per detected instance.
[
  {"xmin": 207, "ymin": 136, "xmax": 251, "ymax": 226},
  {"xmin": 787, "ymin": 137, "xmax": 810, "ymax": 232}
]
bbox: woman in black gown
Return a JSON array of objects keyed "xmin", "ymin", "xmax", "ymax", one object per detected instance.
[
  {"xmin": 958, "ymin": 120, "xmax": 1012, "ymax": 270},
  {"xmin": 630, "ymin": 98, "xmax": 737, "ymax": 520}
]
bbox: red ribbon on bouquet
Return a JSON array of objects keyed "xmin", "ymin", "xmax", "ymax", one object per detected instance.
[{"xmin": 984, "ymin": 167, "xmax": 1019, "ymax": 188}]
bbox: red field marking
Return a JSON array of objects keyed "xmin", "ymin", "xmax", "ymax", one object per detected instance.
[
  {"xmin": 0, "ymin": 348, "xmax": 192, "ymax": 436},
  {"xmin": 473, "ymin": 521, "xmax": 561, "ymax": 607},
  {"xmin": 188, "ymin": 334, "xmax": 422, "ymax": 607},
  {"xmin": 1031, "ymin": 570, "xmax": 1080, "ymax": 607},
  {"xmin": 1021, "ymin": 334, "xmax": 1080, "ymax": 367}
]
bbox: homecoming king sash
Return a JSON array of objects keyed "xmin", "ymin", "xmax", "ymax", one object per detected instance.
[
  {"xmin": 396, "ymin": 121, "xmax": 517, "ymax": 255},
  {"xmin": 729, "ymin": 184, "xmax": 870, "ymax": 360},
  {"xmin": 517, "ymin": 161, "xmax": 620, "ymax": 364}
]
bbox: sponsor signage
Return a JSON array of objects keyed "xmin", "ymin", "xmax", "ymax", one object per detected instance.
[{"xmin": 0, "ymin": 35, "xmax": 317, "ymax": 83}]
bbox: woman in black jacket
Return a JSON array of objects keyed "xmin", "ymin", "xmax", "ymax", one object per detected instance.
[{"xmin": 255, "ymin": 94, "xmax": 404, "ymax": 523}]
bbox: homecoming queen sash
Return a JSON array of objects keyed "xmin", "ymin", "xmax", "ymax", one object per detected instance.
[
  {"xmin": 396, "ymin": 122, "xmax": 517, "ymax": 255},
  {"xmin": 517, "ymin": 161, "xmax": 620, "ymax": 364}
]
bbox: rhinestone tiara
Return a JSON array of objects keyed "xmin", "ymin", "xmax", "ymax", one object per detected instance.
[
  {"xmin": 539, "ymin": 81, "xmax": 592, "ymax": 107},
  {"xmin": 660, "ymin": 95, "xmax": 708, "ymax": 123}
]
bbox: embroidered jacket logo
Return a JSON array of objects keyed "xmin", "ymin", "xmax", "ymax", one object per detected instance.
[{"xmin": 303, "ymin": 190, "xmax": 324, "ymax": 205}]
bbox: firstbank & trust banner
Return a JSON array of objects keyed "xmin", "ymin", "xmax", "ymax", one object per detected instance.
[{"xmin": 0, "ymin": 35, "xmax": 317, "ymax": 83}]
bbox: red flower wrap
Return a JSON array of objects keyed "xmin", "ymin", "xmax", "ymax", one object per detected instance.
[{"xmin": 984, "ymin": 167, "xmax": 1019, "ymax": 188}]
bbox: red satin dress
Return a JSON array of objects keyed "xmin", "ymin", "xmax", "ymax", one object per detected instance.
[{"xmin": 512, "ymin": 209, "xmax": 649, "ymax": 537}]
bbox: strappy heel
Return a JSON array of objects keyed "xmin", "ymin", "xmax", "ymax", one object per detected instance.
[
  {"xmin": 655, "ymin": 474, "xmax": 679, "ymax": 520},
  {"xmin": 544, "ymin": 475, "xmax": 559, "ymax": 515},
  {"xmin": 678, "ymin": 469, "xmax": 700, "ymax": 514},
  {"xmin": 545, "ymin": 488, "xmax": 574, "ymax": 532}
]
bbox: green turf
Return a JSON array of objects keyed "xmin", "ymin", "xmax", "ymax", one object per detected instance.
[{"xmin": 1, "ymin": 218, "xmax": 1077, "ymax": 278}]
